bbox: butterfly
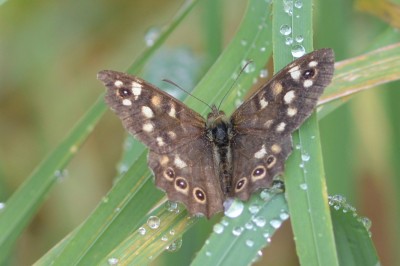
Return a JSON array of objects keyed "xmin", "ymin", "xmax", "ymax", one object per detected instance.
[{"xmin": 97, "ymin": 49, "xmax": 335, "ymax": 218}]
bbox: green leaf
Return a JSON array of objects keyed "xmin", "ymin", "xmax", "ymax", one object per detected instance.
[{"xmin": 272, "ymin": 0, "xmax": 339, "ymax": 265}]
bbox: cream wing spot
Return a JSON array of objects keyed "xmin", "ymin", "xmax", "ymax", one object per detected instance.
[
  {"xmin": 287, "ymin": 107, "xmax": 298, "ymax": 117},
  {"xmin": 131, "ymin": 82, "xmax": 142, "ymax": 100},
  {"xmin": 167, "ymin": 131, "xmax": 177, "ymax": 140},
  {"xmin": 264, "ymin": 120, "xmax": 274, "ymax": 128},
  {"xmin": 290, "ymin": 66, "xmax": 301, "ymax": 80},
  {"xmin": 151, "ymin": 95, "xmax": 161, "ymax": 106},
  {"xmin": 272, "ymin": 82, "xmax": 283, "ymax": 96},
  {"xmin": 309, "ymin": 61, "xmax": 318, "ymax": 67},
  {"xmin": 174, "ymin": 155, "xmax": 187, "ymax": 169},
  {"xmin": 259, "ymin": 97, "xmax": 268, "ymax": 109},
  {"xmin": 284, "ymin": 90, "xmax": 296, "ymax": 104},
  {"xmin": 168, "ymin": 105, "xmax": 176, "ymax": 118},
  {"xmin": 160, "ymin": 156, "xmax": 169, "ymax": 166},
  {"xmin": 114, "ymin": 80, "xmax": 123, "ymax": 87},
  {"xmin": 142, "ymin": 122, "xmax": 154, "ymax": 133},
  {"xmin": 141, "ymin": 106, "xmax": 154, "ymax": 118},
  {"xmin": 254, "ymin": 144, "xmax": 267, "ymax": 159},
  {"xmin": 276, "ymin": 122, "xmax": 286, "ymax": 132},
  {"xmin": 304, "ymin": 80, "xmax": 313, "ymax": 88},
  {"xmin": 122, "ymin": 99, "xmax": 132, "ymax": 106},
  {"xmin": 156, "ymin": 137, "xmax": 165, "ymax": 146},
  {"xmin": 271, "ymin": 144, "xmax": 282, "ymax": 154}
]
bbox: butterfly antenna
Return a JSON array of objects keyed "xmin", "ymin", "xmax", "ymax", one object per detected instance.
[
  {"xmin": 217, "ymin": 60, "xmax": 254, "ymax": 111},
  {"xmin": 162, "ymin": 79, "xmax": 213, "ymax": 110}
]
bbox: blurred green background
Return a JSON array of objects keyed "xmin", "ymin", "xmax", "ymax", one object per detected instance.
[{"xmin": 0, "ymin": 0, "xmax": 399, "ymax": 265}]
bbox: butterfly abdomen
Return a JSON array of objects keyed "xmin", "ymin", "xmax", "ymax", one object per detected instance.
[{"xmin": 206, "ymin": 109, "xmax": 234, "ymax": 196}]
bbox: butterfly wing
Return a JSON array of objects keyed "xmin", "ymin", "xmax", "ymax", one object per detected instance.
[
  {"xmin": 98, "ymin": 70, "xmax": 224, "ymax": 218},
  {"xmin": 230, "ymin": 49, "xmax": 335, "ymax": 200}
]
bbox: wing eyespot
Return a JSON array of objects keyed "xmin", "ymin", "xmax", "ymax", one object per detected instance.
[
  {"xmin": 175, "ymin": 177, "xmax": 189, "ymax": 194},
  {"xmin": 251, "ymin": 166, "xmax": 266, "ymax": 182},
  {"xmin": 163, "ymin": 167, "xmax": 175, "ymax": 181},
  {"xmin": 302, "ymin": 68, "xmax": 316, "ymax": 79},
  {"xmin": 266, "ymin": 155, "xmax": 277, "ymax": 169},
  {"xmin": 117, "ymin": 87, "xmax": 131, "ymax": 98},
  {"xmin": 235, "ymin": 177, "xmax": 248, "ymax": 192},
  {"xmin": 193, "ymin": 188, "xmax": 206, "ymax": 204}
]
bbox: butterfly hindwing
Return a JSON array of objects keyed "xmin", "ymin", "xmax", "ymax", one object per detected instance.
[{"xmin": 230, "ymin": 49, "xmax": 335, "ymax": 199}]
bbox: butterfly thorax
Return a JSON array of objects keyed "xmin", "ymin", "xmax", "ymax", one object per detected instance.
[{"xmin": 206, "ymin": 106, "xmax": 234, "ymax": 195}]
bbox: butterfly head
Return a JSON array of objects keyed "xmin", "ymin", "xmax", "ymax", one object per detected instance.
[{"xmin": 206, "ymin": 105, "xmax": 232, "ymax": 145}]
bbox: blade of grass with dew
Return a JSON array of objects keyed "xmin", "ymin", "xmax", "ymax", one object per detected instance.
[
  {"xmin": 272, "ymin": 0, "xmax": 339, "ymax": 265},
  {"xmin": 191, "ymin": 193, "xmax": 288, "ymax": 266},
  {"xmin": 318, "ymin": 43, "xmax": 400, "ymax": 119},
  {"xmin": 329, "ymin": 195, "xmax": 380, "ymax": 265}
]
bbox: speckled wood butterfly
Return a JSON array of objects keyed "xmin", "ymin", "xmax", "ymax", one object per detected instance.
[{"xmin": 98, "ymin": 49, "xmax": 334, "ymax": 218}]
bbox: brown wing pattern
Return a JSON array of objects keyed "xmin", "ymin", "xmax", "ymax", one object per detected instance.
[
  {"xmin": 98, "ymin": 70, "xmax": 206, "ymax": 154},
  {"xmin": 148, "ymin": 139, "xmax": 224, "ymax": 218},
  {"xmin": 230, "ymin": 49, "xmax": 335, "ymax": 199},
  {"xmin": 98, "ymin": 70, "xmax": 224, "ymax": 218}
]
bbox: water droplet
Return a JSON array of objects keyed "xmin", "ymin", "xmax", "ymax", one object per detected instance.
[
  {"xmin": 213, "ymin": 223, "xmax": 224, "ymax": 234},
  {"xmin": 245, "ymin": 222, "xmax": 254, "ymax": 230},
  {"xmin": 246, "ymin": 239, "xmax": 254, "ymax": 247},
  {"xmin": 241, "ymin": 60, "xmax": 256, "ymax": 73},
  {"xmin": 259, "ymin": 69, "xmax": 268, "ymax": 78},
  {"xmin": 248, "ymin": 203, "xmax": 261, "ymax": 214},
  {"xmin": 301, "ymin": 153, "xmax": 310, "ymax": 161},
  {"xmin": 232, "ymin": 226, "xmax": 244, "ymax": 236},
  {"xmin": 206, "ymin": 251, "xmax": 212, "ymax": 257},
  {"xmin": 138, "ymin": 227, "xmax": 146, "ymax": 235},
  {"xmin": 252, "ymin": 216, "xmax": 267, "ymax": 227},
  {"xmin": 295, "ymin": 35, "xmax": 304, "ymax": 43},
  {"xmin": 299, "ymin": 183, "xmax": 308, "ymax": 190},
  {"xmin": 285, "ymin": 37, "xmax": 293, "ymax": 46},
  {"xmin": 241, "ymin": 39, "xmax": 248, "ymax": 46},
  {"xmin": 224, "ymin": 198, "xmax": 244, "ymax": 218},
  {"xmin": 294, "ymin": 0, "xmax": 303, "ymax": 8},
  {"xmin": 144, "ymin": 26, "xmax": 160, "ymax": 47},
  {"xmin": 166, "ymin": 237, "xmax": 183, "ymax": 252},
  {"xmin": 263, "ymin": 232, "xmax": 270, "ymax": 240},
  {"xmin": 147, "ymin": 216, "xmax": 161, "ymax": 229},
  {"xmin": 299, "ymin": 162, "xmax": 304, "ymax": 168},
  {"xmin": 114, "ymin": 207, "xmax": 121, "ymax": 213},
  {"xmin": 54, "ymin": 169, "xmax": 68, "ymax": 181},
  {"xmin": 169, "ymin": 229, "xmax": 175, "ymax": 235},
  {"xmin": 260, "ymin": 189, "xmax": 273, "ymax": 201},
  {"xmin": 359, "ymin": 217, "xmax": 372, "ymax": 230},
  {"xmin": 260, "ymin": 46, "xmax": 267, "ymax": 52},
  {"xmin": 291, "ymin": 44, "xmax": 305, "ymax": 58},
  {"xmin": 280, "ymin": 212, "xmax": 290, "ymax": 221},
  {"xmin": 108, "ymin": 257, "xmax": 119, "ymax": 265},
  {"xmin": 165, "ymin": 201, "xmax": 178, "ymax": 212},
  {"xmin": 102, "ymin": 197, "xmax": 109, "ymax": 203},
  {"xmin": 283, "ymin": 0, "xmax": 293, "ymax": 16},
  {"xmin": 279, "ymin": 24, "xmax": 292, "ymax": 36},
  {"xmin": 295, "ymin": 144, "xmax": 301, "ymax": 150},
  {"xmin": 161, "ymin": 235, "xmax": 168, "ymax": 241},
  {"xmin": 270, "ymin": 219, "xmax": 282, "ymax": 229},
  {"xmin": 221, "ymin": 220, "xmax": 229, "ymax": 226},
  {"xmin": 0, "ymin": 202, "xmax": 6, "ymax": 211}
]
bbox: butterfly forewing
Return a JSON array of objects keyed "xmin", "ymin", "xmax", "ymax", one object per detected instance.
[
  {"xmin": 230, "ymin": 49, "xmax": 334, "ymax": 199},
  {"xmin": 98, "ymin": 70, "xmax": 206, "ymax": 153}
]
